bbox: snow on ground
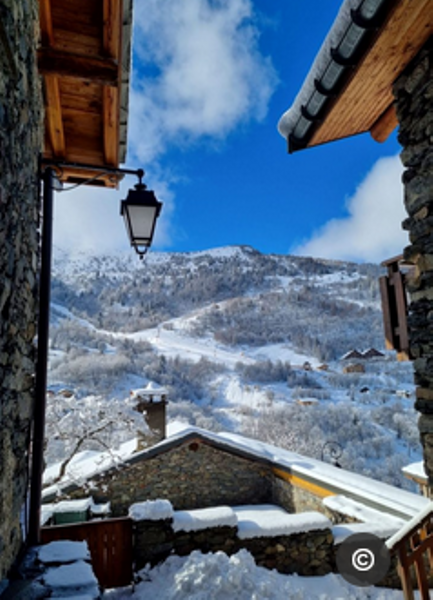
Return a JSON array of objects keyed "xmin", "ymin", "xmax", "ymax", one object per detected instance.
[
  {"xmin": 102, "ymin": 549, "xmax": 408, "ymax": 600},
  {"xmin": 38, "ymin": 541, "xmax": 90, "ymax": 565},
  {"xmin": 248, "ymin": 343, "xmax": 319, "ymax": 367},
  {"xmin": 43, "ymin": 561, "xmax": 98, "ymax": 594}
]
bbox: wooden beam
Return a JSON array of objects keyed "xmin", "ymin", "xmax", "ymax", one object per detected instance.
[
  {"xmin": 44, "ymin": 75, "xmax": 66, "ymax": 158},
  {"xmin": 38, "ymin": 48, "xmax": 119, "ymax": 86},
  {"xmin": 39, "ymin": 0, "xmax": 54, "ymax": 47},
  {"xmin": 379, "ymin": 276, "xmax": 395, "ymax": 351},
  {"xmin": 102, "ymin": 0, "xmax": 122, "ymax": 165},
  {"xmin": 58, "ymin": 166, "xmax": 121, "ymax": 188},
  {"xmin": 103, "ymin": 86, "xmax": 119, "ymax": 166},
  {"xmin": 370, "ymin": 103, "xmax": 398, "ymax": 142},
  {"xmin": 103, "ymin": 0, "xmax": 122, "ymax": 59}
]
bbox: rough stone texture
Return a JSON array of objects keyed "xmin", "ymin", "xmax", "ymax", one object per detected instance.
[
  {"xmin": 72, "ymin": 441, "xmax": 274, "ymax": 516},
  {"xmin": 63, "ymin": 444, "xmax": 351, "ymax": 524},
  {"xmin": 393, "ymin": 37, "xmax": 433, "ymax": 495},
  {"xmin": 0, "ymin": 0, "xmax": 43, "ymax": 580},
  {"xmin": 133, "ymin": 518, "xmax": 334, "ymax": 577},
  {"xmin": 272, "ymin": 475, "xmax": 336, "ymax": 521},
  {"xmin": 239, "ymin": 529, "xmax": 333, "ymax": 577}
]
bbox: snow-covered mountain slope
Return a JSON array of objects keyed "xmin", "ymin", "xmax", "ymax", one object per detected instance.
[{"xmin": 46, "ymin": 246, "xmax": 420, "ymax": 491}]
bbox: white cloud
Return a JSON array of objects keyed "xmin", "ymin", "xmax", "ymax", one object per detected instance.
[
  {"xmin": 292, "ymin": 155, "xmax": 408, "ymax": 263},
  {"xmin": 129, "ymin": 0, "xmax": 278, "ymax": 164},
  {"xmin": 54, "ymin": 0, "xmax": 277, "ymax": 255}
]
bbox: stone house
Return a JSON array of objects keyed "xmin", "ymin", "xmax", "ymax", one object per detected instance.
[
  {"xmin": 277, "ymin": 0, "xmax": 433, "ymax": 496},
  {"xmin": 42, "ymin": 426, "xmax": 428, "ymax": 525},
  {"xmin": 0, "ymin": 0, "xmax": 133, "ymax": 582}
]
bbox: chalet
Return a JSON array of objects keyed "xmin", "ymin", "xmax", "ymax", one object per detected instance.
[
  {"xmin": 278, "ymin": 0, "xmax": 433, "ymax": 498},
  {"xmin": 362, "ymin": 348, "xmax": 385, "ymax": 359},
  {"xmin": 341, "ymin": 349, "xmax": 364, "ymax": 361}
]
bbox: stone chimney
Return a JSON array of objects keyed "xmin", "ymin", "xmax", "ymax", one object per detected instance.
[{"xmin": 130, "ymin": 383, "xmax": 168, "ymax": 450}]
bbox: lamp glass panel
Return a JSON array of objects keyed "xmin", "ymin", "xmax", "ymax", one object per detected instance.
[{"xmin": 127, "ymin": 204, "xmax": 157, "ymax": 241}]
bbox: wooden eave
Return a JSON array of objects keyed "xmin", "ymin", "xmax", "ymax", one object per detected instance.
[
  {"xmin": 306, "ymin": 0, "xmax": 433, "ymax": 149},
  {"xmin": 38, "ymin": 0, "xmax": 131, "ymax": 187}
]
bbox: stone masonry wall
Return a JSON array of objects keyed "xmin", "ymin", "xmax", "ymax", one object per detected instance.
[
  {"xmin": 394, "ymin": 37, "xmax": 433, "ymax": 495},
  {"xmin": 75, "ymin": 441, "xmax": 274, "ymax": 516},
  {"xmin": 0, "ymin": 0, "xmax": 43, "ymax": 580},
  {"xmin": 272, "ymin": 474, "xmax": 335, "ymax": 521},
  {"xmin": 133, "ymin": 518, "xmax": 334, "ymax": 577}
]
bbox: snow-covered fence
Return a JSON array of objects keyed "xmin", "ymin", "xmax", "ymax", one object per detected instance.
[{"xmin": 386, "ymin": 504, "xmax": 433, "ymax": 600}]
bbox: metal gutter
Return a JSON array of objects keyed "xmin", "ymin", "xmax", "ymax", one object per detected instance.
[{"xmin": 278, "ymin": 0, "xmax": 391, "ymax": 153}]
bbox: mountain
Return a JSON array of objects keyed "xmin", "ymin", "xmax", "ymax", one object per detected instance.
[{"xmin": 46, "ymin": 246, "xmax": 420, "ymax": 490}]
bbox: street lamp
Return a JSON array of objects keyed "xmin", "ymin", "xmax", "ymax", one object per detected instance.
[
  {"xmin": 120, "ymin": 169, "xmax": 162, "ymax": 259},
  {"xmin": 28, "ymin": 161, "xmax": 162, "ymax": 545}
]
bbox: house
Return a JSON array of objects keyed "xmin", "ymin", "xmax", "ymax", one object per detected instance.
[
  {"xmin": 362, "ymin": 348, "xmax": 385, "ymax": 359},
  {"xmin": 277, "ymin": 0, "xmax": 433, "ymax": 497},
  {"xmin": 42, "ymin": 426, "xmax": 429, "ymax": 525},
  {"xmin": 0, "ymin": 0, "xmax": 133, "ymax": 582},
  {"xmin": 340, "ymin": 349, "xmax": 364, "ymax": 361}
]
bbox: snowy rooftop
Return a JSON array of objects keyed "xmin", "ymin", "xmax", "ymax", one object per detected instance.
[
  {"xmin": 278, "ymin": 0, "xmax": 364, "ymax": 141},
  {"xmin": 402, "ymin": 460, "xmax": 427, "ymax": 482},
  {"xmin": 43, "ymin": 424, "xmax": 429, "ymax": 522}
]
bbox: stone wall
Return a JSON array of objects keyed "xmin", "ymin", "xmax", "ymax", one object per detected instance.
[
  {"xmin": 78, "ymin": 441, "xmax": 274, "ymax": 516},
  {"xmin": 394, "ymin": 37, "xmax": 433, "ymax": 495},
  {"xmin": 133, "ymin": 518, "xmax": 334, "ymax": 577},
  {"xmin": 272, "ymin": 473, "xmax": 335, "ymax": 520},
  {"xmin": 0, "ymin": 0, "xmax": 43, "ymax": 580}
]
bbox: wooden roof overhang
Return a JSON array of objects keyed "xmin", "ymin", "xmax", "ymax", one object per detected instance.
[
  {"xmin": 278, "ymin": 0, "xmax": 433, "ymax": 153},
  {"xmin": 38, "ymin": 0, "xmax": 133, "ymax": 187}
]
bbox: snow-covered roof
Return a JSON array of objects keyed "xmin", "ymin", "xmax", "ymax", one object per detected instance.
[
  {"xmin": 278, "ymin": 0, "xmax": 363, "ymax": 141},
  {"xmin": 386, "ymin": 501, "xmax": 433, "ymax": 550},
  {"xmin": 42, "ymin": 425, "xmax": 430, "ymax": 522},
  {"xmin": 277, "ymin": 0, "xmax": 432, "ymax": 152},
  {"xmin": 402, "ymin": 460, "xmax": 427, "ymax": 483}
]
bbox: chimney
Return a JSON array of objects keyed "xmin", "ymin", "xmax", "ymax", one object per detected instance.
[{"xmin": 130, "ymin": 383, "xmax": 168, "ymax": 450}]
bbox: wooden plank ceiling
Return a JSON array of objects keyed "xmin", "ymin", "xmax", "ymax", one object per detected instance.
[
  {"xmin": 38, "ymin": 0, "xmax": 127, "ymax": 187},
  {"xmin": 308, "ymin": 0, "xmax": 433, "ymax": 149}
]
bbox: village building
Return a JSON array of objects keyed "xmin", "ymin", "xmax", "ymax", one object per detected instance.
[
  {"xmin": 42, "ymin": 426, "xmax": 427, "ymax": 525},
  {"xmin": 40, "ymin": 426, "xmax": 430, "ymax": 587}
]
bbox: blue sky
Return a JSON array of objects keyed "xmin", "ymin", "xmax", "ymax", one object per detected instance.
[{"xmin": 54, "ymin": 0, "xmax": 408, "ymax": 263}]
